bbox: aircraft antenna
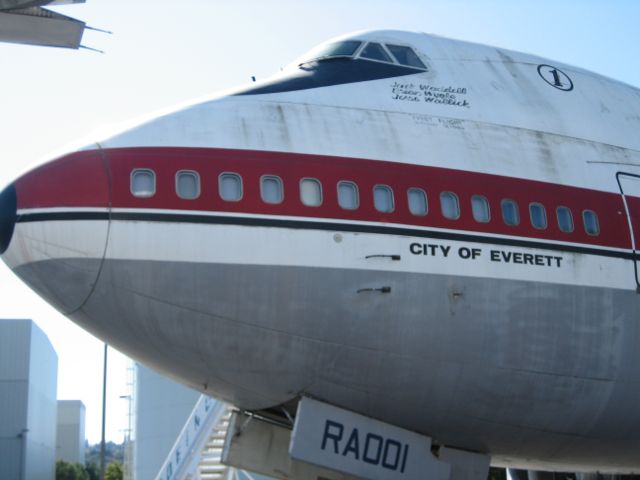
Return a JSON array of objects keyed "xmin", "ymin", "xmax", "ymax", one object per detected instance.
[
  {"xmin": 80, "ymin": 44, "xmax": 104, "ymax": 53},
  {"xmin": 85, "ymin": 25, "xmax": 113, "ymax": 34}
]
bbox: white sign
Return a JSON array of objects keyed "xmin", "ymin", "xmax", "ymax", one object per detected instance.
[{"xmin": 289, "ymin": 397, "xmax": 450, "ymax": 480}]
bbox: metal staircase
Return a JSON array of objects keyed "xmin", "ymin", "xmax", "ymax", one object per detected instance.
[
  {"xmin": 198, "ymin": 408, "xmax": 233, "ymax": 480},
  {"xmin": 154, "ymin": 395, "xmax": 257, "ymax": 480}
]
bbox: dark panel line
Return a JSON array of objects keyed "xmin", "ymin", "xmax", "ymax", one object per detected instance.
[
  {"xmin": 17, "ymin": 212, "xmax": 109, "ymax": 222},
  {"xmin": 16, "ymin": 210, "xmax": 635, "ymax": 260}
]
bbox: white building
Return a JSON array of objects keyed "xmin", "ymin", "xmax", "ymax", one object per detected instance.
[
  {"xmin": 56, "ymin": 400, "xmax": 86, "ymax": 464},
  {"xmin": 133, "ymin": 363, "xmax": 200, "ymax": 480},
  {"xmin": 0, "ymin": 319, "xmax": 58, "ymax": 480}
]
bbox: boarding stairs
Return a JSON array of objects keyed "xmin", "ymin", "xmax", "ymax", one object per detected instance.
[{"xmin": 154, "ymin": 395, "xmax": 258, "ymax": 480}]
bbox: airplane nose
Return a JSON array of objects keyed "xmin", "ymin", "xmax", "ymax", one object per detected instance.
[
  {"xmin": 2, "ymin": 147, "xmax": 111, "ymax": 314},
  {"xmin": 0, "ymin": 183, "xmax": 17, "ymax": 255}
]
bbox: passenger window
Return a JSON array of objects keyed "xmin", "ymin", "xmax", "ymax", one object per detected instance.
[
  {"xmin": 176, "ymin": 171, "xmax": 200, "ymax": 199},
  {"xmin": 529, "ymin": 203, "xmax": 547, "ymax": 229},
  {"xmin": 583, "ymin": 210, "xmax": 600, "ymax": 236},
  {"xmin": 407, "ymin": 188, "xmax": 428, "ymax": 216},
  {"xmin": 338, "ymin": 181, "xmax": 359, "ymax": 210},
  {"xmin": 440, "ymin": 192, "xmax": 460, "ymax": 220},
  {"xmin": 260, "ymin": 175, "xmax": 283, "ymax": 204},
  {"xmin": 219, "ymin": 173, "xmax": 242, "ymax": 202},
  {"xmin": 556, "ymin": 206, "xmax": 574, "ymax": 233},
  {"xmin": 471, "ymin": 195, "xmax": 490, "ymax": 223},
  {"xmin": 131, "ymin": 169, "xmax": 155, "ymax": 198},
  {"xmin": 360, "ymin": 42, "xmax": 393, "ymax": 62},
  {"xmin": 374, "ymin": 185, "xmax": 394, "ymax": 213},
  {"xmin": 385, "ymin": 44, "xmax": 426, "ymax": 69},
  {"xmin": 501, "ymin": 199, "xmax": 519, "ymax": 226},
  {"xmin": 300, "ymin": 178, "xmax": 322, "ymax": 207}
]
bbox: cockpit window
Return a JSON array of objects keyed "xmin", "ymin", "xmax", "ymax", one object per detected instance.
[
  {"xmin": 359, "ymin": 42, "xmax": 393, "ymax": 62},
  {"xmin": 296, "ymin": 39, "xmax": 427, "ymax": 71},
  {"xmin": 385, "ymin": 44, "xmax": 427, "ymax": 69},
  {"xmin": 302, "ymin": 41, "xmax": 362, "ymax": 63}
]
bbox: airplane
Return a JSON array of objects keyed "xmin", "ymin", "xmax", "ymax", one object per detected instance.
[
  {"xmin": 0, "ymin": 0, "xmax": 88, "ymax": 49},
  {"xmin": 1, "ymin": 29, "xmax": 640, "ymax": 479}
]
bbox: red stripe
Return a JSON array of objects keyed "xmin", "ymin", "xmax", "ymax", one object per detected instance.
[
  {"xmin": 16, "ymin": 146, "xmax": 629, "ymax": 250},
  {"xmin": 16, "ymin": 150, "xmax": 109, "ymax": 209},
  {"xmin": 106, "ymin": 147, "xmax": 627, "ymax": 250}
]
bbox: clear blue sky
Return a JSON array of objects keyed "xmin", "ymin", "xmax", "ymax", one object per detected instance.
[{"xmin": 0, "ymin": 0, "xmax": 638, "ymax": 444}]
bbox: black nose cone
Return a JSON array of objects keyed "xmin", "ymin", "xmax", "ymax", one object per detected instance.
[{"xmin": 0, "ymin": 184, "xmax": 17, "ymax": 255}]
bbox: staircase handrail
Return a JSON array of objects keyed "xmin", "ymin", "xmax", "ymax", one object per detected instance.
[{"xmin": 154, "ymin": 394, "xmax": 228, "ymax": 480}]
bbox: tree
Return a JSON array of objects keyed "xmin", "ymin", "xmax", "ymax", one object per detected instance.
[
  {"xmin": 86, "ymin": 441, "xmax": 124, "ymax": 466},
  {"xmin": 55, "ymin": 460, "xmax": 89, "ymax": 480},
  {"xmin": 105, "ymin": 461, "xmax": 124, "ymax": 480},
  {"xmin": 84, "ymin": 462, "xmax": 99, "ymax": 480}
]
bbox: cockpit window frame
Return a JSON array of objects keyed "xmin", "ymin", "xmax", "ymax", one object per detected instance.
[
  {"xmin": 297, "ymin": 39, "xmax": 427, "ymax": 72},
  {"xmin": 299, "ymin": 40, "xmax": 364, "ymax": 66},
  {"xmin": 354, "ymin": 41, "xmax": 427, "ymax": 71},
  {"xmin": 384, "ymin": 43, "xmax": 428, "ymax": 70},
  {"xmin": 357, "ymin": 42, "xmax": 394, "ymax": 64}
]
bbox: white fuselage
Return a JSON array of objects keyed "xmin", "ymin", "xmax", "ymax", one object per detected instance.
[{"xmin": 2, "ymin": 30, "xmax": 640, "ymax": 473}]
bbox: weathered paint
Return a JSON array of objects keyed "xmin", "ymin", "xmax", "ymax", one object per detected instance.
[{"xmin": 2, "ymin": 30, "xmax": 640, "ymax": 473}]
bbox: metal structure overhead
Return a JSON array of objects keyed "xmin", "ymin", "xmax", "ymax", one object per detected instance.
[
  {"xmin": 0, "ymin": 1, "xmax": 81, "ymax": 8},
  {"xmin": 0, "ymin": 0, "xmax": 87, "ymax": 49}
]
